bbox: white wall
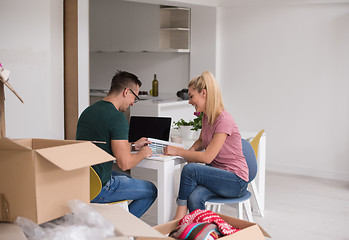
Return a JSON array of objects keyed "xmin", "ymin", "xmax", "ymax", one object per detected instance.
[
  {"xmin": 0, "ymin": 0, "xmax": 64, "ymax": 139},
  {"xmin": 218, "ymin": 3, "xmax": 349, "ymax": 181},
  {"xmin": 190, "ymin": 5, "xmax": 217, "ymax": 79},
  {"xmin": 78, "ymin": 0, "xmax": 91, "ymax": 116}
]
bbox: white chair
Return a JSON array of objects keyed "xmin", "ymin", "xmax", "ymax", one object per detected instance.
[{"xmin": 249, "ymin": 129, "xmax": 265, "ymax": 217}]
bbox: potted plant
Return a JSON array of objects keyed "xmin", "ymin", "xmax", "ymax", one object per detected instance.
[{"xmin": 173, "ymin": 112, "xmax": 203, "ymax": 139}]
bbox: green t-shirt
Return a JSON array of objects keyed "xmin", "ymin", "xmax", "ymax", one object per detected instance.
[{"xmin": 76, "ymin": 100, "xmax": 129, "ymax": 186}]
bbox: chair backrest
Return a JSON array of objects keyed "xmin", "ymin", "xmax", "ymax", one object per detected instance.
[
  {"xmin": 90, "ymin": 167, "xmax": 102, "ymax": 201},
  {"xmin": 241, "ymin": 138, "xmax": 258, "ymax": 183},
  {"xmin": 250, "ymin": 129, "xmax": 264, "ymax": 159}
]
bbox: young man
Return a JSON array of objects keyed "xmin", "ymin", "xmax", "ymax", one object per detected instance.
[{"xmin": 76, "ymin": 70, "xmax": 157, "ymax": 218}]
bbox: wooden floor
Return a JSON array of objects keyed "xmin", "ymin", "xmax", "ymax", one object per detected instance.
[{"xmin": 141, "ymin": 170, "xmax": 349, "ymax": 240}]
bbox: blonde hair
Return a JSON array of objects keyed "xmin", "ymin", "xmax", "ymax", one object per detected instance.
[{"xmin": 188, "ymin": 71, "xmax": 224, "ymax": 125}]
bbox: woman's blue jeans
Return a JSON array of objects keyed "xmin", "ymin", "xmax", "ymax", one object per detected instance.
[
  {"xmin": 91, "ymin": 171, "xmax": 157, "ymax": 218},
  {"xmin": 177, "ymin": 163, "xmax": 248, "ymax": 212}
]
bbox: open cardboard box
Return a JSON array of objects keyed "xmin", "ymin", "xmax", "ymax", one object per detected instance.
[
  {"xmin": 0, "ymin": 137, "xmax": 115, "ymax": 224},
  {"xmin": 93, "ymin": 204, "xmax": 270, "ymax": 240},
  {"xmin": 0, "ymin": 202, "xmax": 270, "ymax": 240},
  {"xmin": 153, "ymin": 213, "xmax": 271, "ymax": 240},
  {"xmin": 92, "ymin": 203, "xmax": 166, "ymax": 239},
  {"xmin": 0, "ymin": 204, "xmax": 167, "ymax": 240}
]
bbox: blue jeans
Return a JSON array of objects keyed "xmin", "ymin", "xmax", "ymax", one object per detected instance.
[
  {"xmin": 91, "ymin": 171, "xmax": 157, "ymax": 218},
  {"xmin": 177, "ymin": 163, "xmax": 248, "ymax": 212}
]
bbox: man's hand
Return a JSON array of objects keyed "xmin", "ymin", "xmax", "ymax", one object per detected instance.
[
  {"xmin": 134, "ymin": 137, "xmax": 151, "ymax": 150},
  {"xmin": 138, "ymin": 145, "xmax": 153, "ymax": 158}
]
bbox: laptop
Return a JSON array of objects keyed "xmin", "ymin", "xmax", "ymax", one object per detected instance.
[
  {"xmin": 128, "ymin": 116, "xmax": 172, "ymax": 143},
  {"xmin": 129, "ymin": 116, "xmax": 184, "ymax": 160}
]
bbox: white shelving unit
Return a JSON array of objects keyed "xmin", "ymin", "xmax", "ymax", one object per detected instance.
[{"xmin": 159, "ymin": 6, "xmax": 190, "ymax": 52}]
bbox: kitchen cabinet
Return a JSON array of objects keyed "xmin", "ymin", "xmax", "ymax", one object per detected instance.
[
  {"xmin": 90, "ymin": 0, "xmax": 159, "ymax": 52},
  {"xmin": 159, "ymin": 6, "xmax": 190, "ymax": 52},
  {"xmin": 90, "ymin": 0, "xmax": 190, "ymax": 53}
]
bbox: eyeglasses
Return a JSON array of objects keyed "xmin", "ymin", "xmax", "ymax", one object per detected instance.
[{"xmin": 126, "ymin": 88, "xmax": 140, "ymax": 103}]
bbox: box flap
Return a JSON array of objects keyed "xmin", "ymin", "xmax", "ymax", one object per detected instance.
[
  {"xmin": 0, "ymin": 138, "xmax": 31, "ymax": 152},
  {"xmin": 220, "ymin": 224, "xmax": 266, "ymax": 240},
  {"xmin": 91, "ymin": 204, "xmax": 165, "ymax": 239},
  {"xmin": 30, "ymin": 138, "xmax": 83, "ymax": 150},
  {"xmin": 218, "ymin": 213, "xmax": 271, "ymax": 238},
  {"xmin": 154, "ymin": 219, "xmax": 179, "ymax": 235},
  {"xmin": 35, "ymin": 141, "xmax": 115, "ymax": 171},
  {"xmin": 255, "ymin": 225, "xmax": 270, "ymax": 238}
]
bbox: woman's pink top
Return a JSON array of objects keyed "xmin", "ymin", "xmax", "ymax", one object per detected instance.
[{"xmin": 201, "ymin": 110, "xmax": 249, "ymax": 182}]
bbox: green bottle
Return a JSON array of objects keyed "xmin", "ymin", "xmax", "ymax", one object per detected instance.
[{"xmin": 152, "ymin": 74, "xmax": 158, "ymax": 97}]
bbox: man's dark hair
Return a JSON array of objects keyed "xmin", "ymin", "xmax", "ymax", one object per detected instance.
[{"xmin": 109, "ymin": 70, "xmax": 142, "ymax": 94}]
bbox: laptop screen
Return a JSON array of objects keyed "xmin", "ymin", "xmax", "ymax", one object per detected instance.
[{"xmin": 128, "ymin": 116, "xmax": 172, "ymax": 142}]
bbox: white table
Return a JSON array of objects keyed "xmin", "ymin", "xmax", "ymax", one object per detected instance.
[{"xmin": 130, "ymin": 156, "xmax": 186, "ymax": 225}]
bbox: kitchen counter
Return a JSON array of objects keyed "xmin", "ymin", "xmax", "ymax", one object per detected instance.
[
  {"xmin": 90, "ymin": 89, "xmax": 194, "ymax": 123},
  {"xmin": 90, "ymin": 89, "xmax": 108, "ymax": 97},
  {"xmin": 129, "ymin": 94, "xmax": 195, "ymax": 124},
  {"xmin": 90, "ymin": 89, "xmax": 184, "ymax": 104}
]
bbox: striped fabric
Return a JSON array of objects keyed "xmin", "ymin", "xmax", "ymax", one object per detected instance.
[
  {"xmin": 178, "ymin": 209, "xmax": 240, "ymax": 236},
  {"xmin": 169, "ymin": 222, "xmax": 221, "ymax": 240}
]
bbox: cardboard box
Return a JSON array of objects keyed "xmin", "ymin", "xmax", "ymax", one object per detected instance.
[
  {"xmin": 0, "ymin": 204, "xmax": 166, "ymax": 240},
  {"xmin": 153, "ymin": 213, "xmax": 271, "ymax": 240},
  {"xmin": 0, "ymin": 138, "xmax": 115, "ymax": 224},
  {"xmin": 0, "ymin": 203, "xmax": 270, "ymax": 240},
  {"xmin": 92, "ymin": 204, "xmax": 166, "ymax": 239}
]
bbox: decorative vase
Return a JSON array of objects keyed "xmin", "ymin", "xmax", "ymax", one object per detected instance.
[
  {"xmin": 178, "ymin": 126, "xmax": 195, "ymax": 140},
  {"xmin": 178, "ymin": 126, "xmax": 201, "ymax": 140},
  {"xmin": 193, "ymin": 129, "xmax": 201, "ymax": 139}
]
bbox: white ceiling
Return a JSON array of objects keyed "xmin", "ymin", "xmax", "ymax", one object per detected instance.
[
  {"xmin": 217, "ymin": 0, "xmax": 349, "ymax": 7},
  {"xmin": 124, "ymin": 0, "xmax": 349, "ymax": 7}
]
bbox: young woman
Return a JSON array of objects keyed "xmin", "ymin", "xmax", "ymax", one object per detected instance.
[{"xmin": 164, "ymin": 71, "xmax": 249, "ymax": 220}]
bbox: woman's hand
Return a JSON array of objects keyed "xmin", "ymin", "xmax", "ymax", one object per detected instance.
[
  {"xmin": 188, "ymin": 147, "xmax": 196, "ymax": 151},
  {"xmin": 164, "ymin": 145, "xmax": 183, "ymax": 156},
  {"xmin": 134, "ymin": 137, "xmax": 151, "ymax": 150}
]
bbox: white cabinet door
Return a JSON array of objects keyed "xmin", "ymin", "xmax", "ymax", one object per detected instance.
[
  {"xmin": 90, "ymin": 0, "xmax": 159, "ymax": 52},
  {"xmin": 90, "ymin": 0, "xmax": 113, "ymax": 52},
  {"xmin": 131, "ymin": 2, "xmax": 159, "ymax": 52}
]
